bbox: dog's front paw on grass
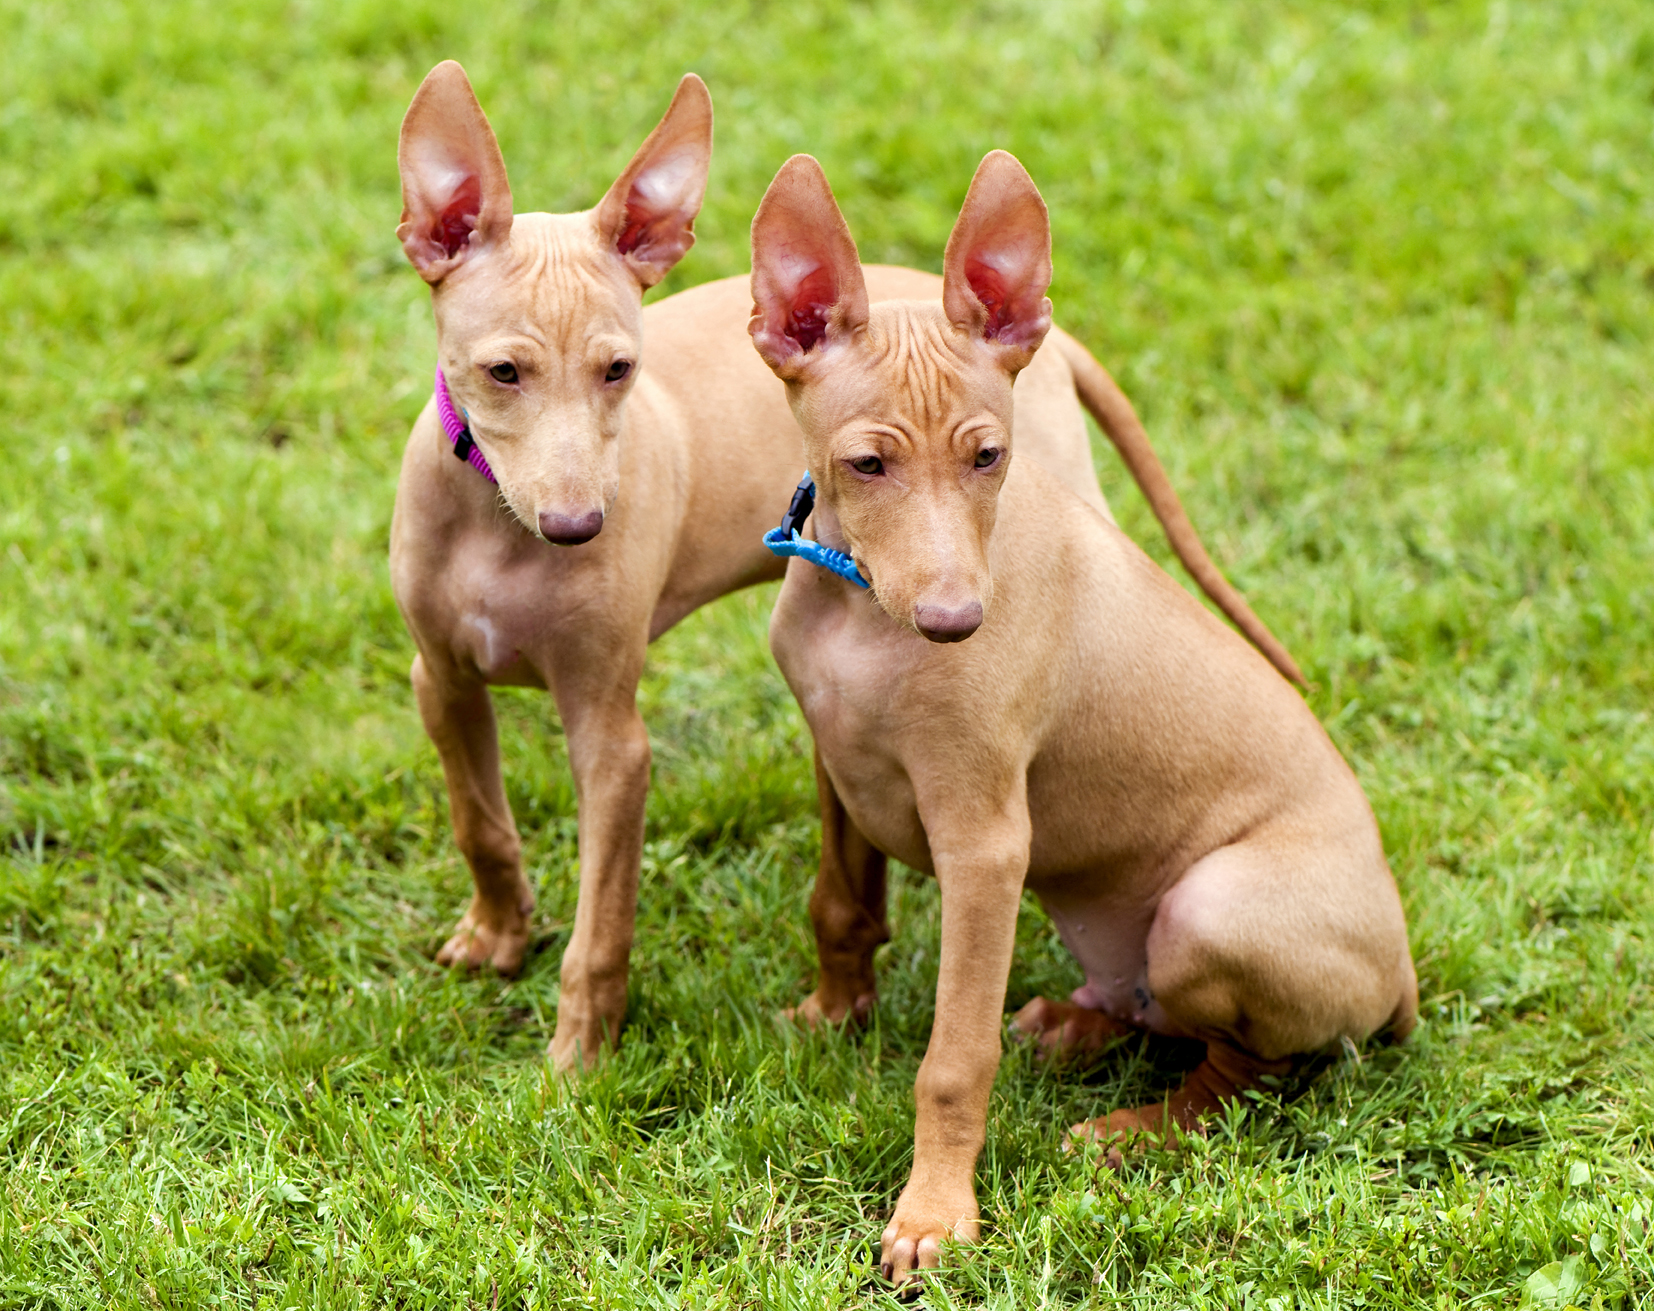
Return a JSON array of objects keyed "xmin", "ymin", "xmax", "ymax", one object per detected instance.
[
  {"xmin": 779, "ymin": 988, "xmax": 875, "ymax": 1030},
  {"xmin": 879, "ymin": 1186, "xmax": 977, "ymax": 1284},
  {"xmin": 547, "ymin": 1007, "xmax": 625, "ymax": 1075},
  {"xmin": 435, "ymin": 893, "xmax": 533, "ymax": 975}
]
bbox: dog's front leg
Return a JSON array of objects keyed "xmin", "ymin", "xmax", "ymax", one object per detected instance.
[
  {"xmin": 545, "ymin": 640, "xmax": 652, "ymax": 1073},
  {"xmin": 788, "ymin": 747, "xmax": 889, "ymax": 1027},
  {"xmin": 881, "ymin": 806, "xmax": 1031, "ymax": 1284},
  {"xmin": 413, "ymin": 653, "xmax": 534, "ymax": 975}
]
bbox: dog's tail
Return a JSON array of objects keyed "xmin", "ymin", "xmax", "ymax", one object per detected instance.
[{"xmin": 1053, "ymin": 332, "xmax": 1305, "ymax": 686}]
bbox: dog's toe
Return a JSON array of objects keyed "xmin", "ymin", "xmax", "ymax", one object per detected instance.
[
  {"xmin": 436, "ymin": 904, "xmax": 529, "ymax": 976},
  {"xmin": 781, "ymin": 989, "xmax": 876, "ymax": 1030},
  {"xmin": 1012, "ymin": 996, "xmax": 1130, "ymax": 1064},
  {"xmin": 1069, "ymin": 1105, "xmax": 1183, "ymax": 1166}
]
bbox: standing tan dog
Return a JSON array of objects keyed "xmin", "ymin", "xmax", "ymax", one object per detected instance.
[
  {"xmin": 748, "ymin": 152, "xmax": 1416, "ymax": 1283},
  {"xmin": 389, "ymin": 63, "xmax": 1188, "ymax": 1070}
]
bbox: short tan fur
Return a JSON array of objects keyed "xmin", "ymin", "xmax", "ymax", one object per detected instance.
[{"xmin": 749, "ymin": 151, "xmax": 1415, "ymax": 1283}]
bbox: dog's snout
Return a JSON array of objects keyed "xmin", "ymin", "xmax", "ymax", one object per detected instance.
[
  {"xmin": 538, "ymin": 508, "xmax": 605, "ymax": 546},
  {"xmin": 914, "ymin": 601, "xmax": 984, "ymax": 643}
]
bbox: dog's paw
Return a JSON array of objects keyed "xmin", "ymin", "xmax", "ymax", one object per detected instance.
[
  {"xmin": 435, "ymin": 894, "xmax": 532, "ymax": 976},
  {"xmin": 1010, "ymin": 996, "xmax": 1130, "ymax": 1063},
  {"xmin": 879, "ymin": 1184, "xmax": 977, "ymax": 1284},
  {"xmin": 780, "ymin": 988, "xmax": 875, "ymax": 1030},
  {"xmin": 1067, "ymin": 1105, "xmax": 1183, "ymax": 1170},
  {"xmin": 547, "ymin": 1010, "xmax": 621, "ymax": 1075}
]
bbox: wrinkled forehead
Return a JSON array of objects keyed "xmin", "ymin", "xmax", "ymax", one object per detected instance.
[
  {"xmin": 433, "ymin": 212, "xmax": 640, "ymax": 345},
  {"xmin": 801, "ymin": 301, "xmax": 1011, "ymax": 436}
]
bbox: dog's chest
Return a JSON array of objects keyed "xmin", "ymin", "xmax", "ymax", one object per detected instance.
[
  {"xmin": 818, "ymin": 714, "xmax": 931, "ymax": 873},
  {"xmin": 433, "ymin": 535, "xmax": 622, "ymax": 686},
  {"xmin": 773, "ymin": 595, "xmax": 936, "ymax": 871}
]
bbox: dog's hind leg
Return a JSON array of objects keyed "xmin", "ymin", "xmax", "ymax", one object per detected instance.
[
  {"xmin": 1070, "ymin": 1039, "xmax": 1292, "ymax": 1166},
  {"xmin": 544, "ymin": 632, "xmax": 653, "ymax": 1073},
  {"xmin": 1069, "ymin": 833, "xmax": 1411, "ymax": 1164},
  {"xmin": 414, "ymin": 653, "xmax": 534, "ymax": 975},
  {"xmin": 786, "ymin": 748, "xmax": 889, "ymax": 1028}
]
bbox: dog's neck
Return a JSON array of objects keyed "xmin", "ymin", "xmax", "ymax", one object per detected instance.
[
  {"xmin": 434, "ymin": 366, "xmax": 498, "ymax": 484},
  {"xmin": 808, "ymin": 496, "xmax": 853, "ymax": 554}
]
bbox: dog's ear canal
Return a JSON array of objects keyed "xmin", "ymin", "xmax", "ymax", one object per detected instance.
[
  {"xmin": 943, "ymin": 150, "xmax": 1054, "ymax": 369},
  {"xmin": 596, "ymin": 73, "xmax": 714, "ymax": 288},
  {"xmin": 748, "ymin": 155, "xmax": 870, "ymax": 379},
  {"xmin": 397, "ymin": 61, "xmax": 514, "ymax": 285}
]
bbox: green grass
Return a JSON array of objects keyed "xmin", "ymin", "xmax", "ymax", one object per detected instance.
[{"xmin": 3, "ymin": 0, "xmax": 1653, "ymax": 1305}]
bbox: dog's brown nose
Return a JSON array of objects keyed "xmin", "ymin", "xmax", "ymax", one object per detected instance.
[
  {"xmin": 538, "ymin": 508, "xmax": 604, "ymax": 545},
  {"xmin": 915, "ymin": 601, "xmax": 983, "ymax": 643}
]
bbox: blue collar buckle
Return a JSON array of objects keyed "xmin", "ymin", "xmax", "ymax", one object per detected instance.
[{"xmin": 763, "ymin": 472, "xmax": 870, "ymax": 589}]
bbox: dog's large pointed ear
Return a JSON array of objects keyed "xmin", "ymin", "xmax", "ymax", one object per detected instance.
[
  {"xmin": 749, "ymin": 155, "xmax": 870, "ymax": 380},
  {"xmin": 595, "ymin": 74, "xmax": 713, "ymax": 288},
  {"xmin": 397, "ymin": 62, "xmax": 514, "ymax": 285},
  {"xmin": 942, "ymin": 150, "xmax": 1053, "ymax": 371}
]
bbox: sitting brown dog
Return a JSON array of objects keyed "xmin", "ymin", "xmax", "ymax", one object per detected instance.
[{"xmin": 747, "ymin": 152, "xmax": 1417, "ymax": 1283}]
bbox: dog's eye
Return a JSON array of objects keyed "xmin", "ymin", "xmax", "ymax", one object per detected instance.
[
  {"xmin": 489, "ymin": 362, "xmax": 518, "ymax": 384},
  {"xmin": 850, "ymin": 456, "xmax": 884, "ymax": 476},
  {"xmin": 974, "ymin": 448, "xmax": 1001, "ymax": 469},
  {"xmin": 605, "ymin": 360, "xmax": 632, "ymax": 383}
]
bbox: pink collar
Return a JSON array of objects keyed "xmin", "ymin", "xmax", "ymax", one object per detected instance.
[{"xmin": 434, "ymin": 366, "xmax": 497, "ymax": 484}]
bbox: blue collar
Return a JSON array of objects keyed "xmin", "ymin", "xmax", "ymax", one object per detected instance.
[{"xmin": 763, "ymin": 473, "xmax": 870, "ymax": 588}]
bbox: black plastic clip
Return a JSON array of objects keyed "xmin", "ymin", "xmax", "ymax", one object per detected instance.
[
  {"xmin": 778, "ymin": 472, "xmax": 816, "ymax": 539},
  {"xmin": 452, "ymin": 427, "xmax": 476, "ymax": 463}
]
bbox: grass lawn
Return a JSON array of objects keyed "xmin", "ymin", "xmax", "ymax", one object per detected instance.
[{"xmin": 3, "ymin": 0, "xmax": 1653, "ymax": 1305}]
